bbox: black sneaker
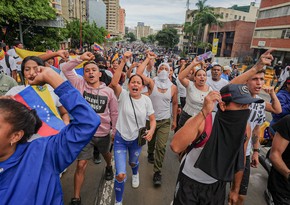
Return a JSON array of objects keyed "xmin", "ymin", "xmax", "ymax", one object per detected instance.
[
  {"xmin": 153, "ymin": 171, "xmax": 162, "ymax": 186},
  {"xmin": 105, "ymin": 166, "xmax": 114, "ymax": 181},
  {"xmin": 70, "ymin": 198, "xmax": 81, "ymax": 205},
  {"xmin": 148, "ymin": 153, "xmax": 154, "ymax": 164}
]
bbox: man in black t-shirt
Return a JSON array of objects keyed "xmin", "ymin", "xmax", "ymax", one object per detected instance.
[{"xmin": 268, "ymin": 115, "xmax": 290, "ymax": 204}]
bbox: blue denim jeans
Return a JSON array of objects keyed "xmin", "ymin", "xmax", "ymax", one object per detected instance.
[{"xmin": 114, "ymin": 131, "xmax": 142, "ymax": 176}]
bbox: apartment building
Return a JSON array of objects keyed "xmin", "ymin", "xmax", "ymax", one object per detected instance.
[
  {"xmin": 119, "ymin": 8, "xmax": 126, "ymax": 36},
  {"xmin": 251, "ymin": 0, "xmax": 290, "ymax": 64},
  {"xmin": 103, "ymin": 0, "xmax": 120, "ymax": 37}
]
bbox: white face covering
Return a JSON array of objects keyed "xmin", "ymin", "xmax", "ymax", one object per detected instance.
[
  {"xmin": 154, "ymin": 63, "xmax": 172, "ymax": 89},
  {"xmin": 157, "ymin": 70, "xmax": 169, "ymax": 81}
]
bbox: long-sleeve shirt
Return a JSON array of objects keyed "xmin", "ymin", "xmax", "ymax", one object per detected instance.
[
  {"xmin": 0, "ymin": 81, "xmax": 100, "ymax": 205},
  {"xmin": 62, "ymin": 59, "xmax": 118, "ymax": 137}
]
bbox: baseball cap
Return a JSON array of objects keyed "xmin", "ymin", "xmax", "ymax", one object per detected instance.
[
  {"xmin": 220, "ymin": 84, "xmax": 264, "ymax": 104},
  {"xmin": 223, "ymin": 65, "xmax": 232, "ymax": 72}
]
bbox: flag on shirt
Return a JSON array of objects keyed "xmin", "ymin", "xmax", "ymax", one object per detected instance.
[{"xmin": 14, "ymin": 85, "xmax": 65, "ymax": 137}]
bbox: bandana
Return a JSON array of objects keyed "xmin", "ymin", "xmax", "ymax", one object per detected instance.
[
  {"xmin": 194, "ymin": 108, "xmax": 250, "ymax": 182},
  {"xmin": 154, "ymin": 63, "xmax": 172, "ymax": 89}
]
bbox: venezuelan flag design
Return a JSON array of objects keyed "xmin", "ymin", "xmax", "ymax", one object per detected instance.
[
  {"xmin": 14, "ymin": 85, "xmax": 65, "ymax": 137},
  {"xmin": 93, "ymin": 42, "xmax": 104, "ymax": 51}
]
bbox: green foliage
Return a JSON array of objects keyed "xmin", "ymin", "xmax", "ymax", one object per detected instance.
[
  {"xmin": 156, "ymin": 28, "xmax": 179, "ymax": 49},
  {"xmin": 63, "ymin": 19, "xmax": 108, "ymax": 48},
  {"xmin": 124, "ymin": 32, "xmax": 136, "ymax": 42},
  {"xmin": 0, "ymin": 0, "xmax": 56, "ymax": 24},
  {"xmin": 141, "ymin": 37, "xmax": 148, "ymax": 44},
  {"xmin": 147, "ymin": 34, "xmax": 156, "ymax": 44},
  {"xmin": 24, "ymin": 27, "xmax": 66, "ymax": 51}
]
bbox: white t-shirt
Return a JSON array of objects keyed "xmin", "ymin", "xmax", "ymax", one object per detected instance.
[
  {"xmin": 6, "ymin": 84, "xmax": 62, "ymax": 107},
  {"xmin": 116, "ymin": 89, "xmax": 154, "ymax": 141},
  {"xmin": 206, "ymin": 77, "xmax": 228, "ymax": 91},
  {"xmin": 0, "ymin": 56, "xmax": 17, "ymax": 76},
  {"xmin": 246, "ymin": 96, "xmax": 266, "ymax": 156},
  {"xmin": 7, "ymin": 49, "xmax": 22, "ymax": 71}
]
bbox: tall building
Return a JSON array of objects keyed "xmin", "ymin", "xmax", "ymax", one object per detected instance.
[
  {"xmin": 251, "ymin": 0, "xmax": 290, "ymax": 64},
  {"xmin": 137, "ymin": 22, "xmax": 145, "ymax": 27},
  {"xmin": 135, "ymin": 23, "xmax": 153, "ymax": 40},
  {"xmin": 87, "ymin": 0, "xmax": 106, "ymax": 28},
  {"xmin": 61, "ymin": 0, "xmax": 87, "ymax": 21},
  {"xmin": 119, "ymin": 8, "xmax": 126, "ymax": 36},
  {"xmin": 103, "ymin": 0, "xmax": 120, "ymax": 37}
]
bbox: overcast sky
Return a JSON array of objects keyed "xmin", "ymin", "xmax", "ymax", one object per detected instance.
[{"xmin": 119, "ymin": 0, "xmax": 260, "ymax": 30}]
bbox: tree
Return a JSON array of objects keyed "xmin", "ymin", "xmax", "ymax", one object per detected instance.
[
  {"xmin": 0, "ymin": 0, "xmax": 57, "ymax": 45},
  {"xmin": 147, "ymin": 34, "xmax": 156, "ymax": 44},
  {"xmin": 189, "ymin": 0, "xmax": 222, "ymax": 53},
  {"xmin": 124, "ymin": 32, "xmax": 136, "ymax": 42},
  {"xmin": 141, "ymin": 37, "xmax": 148, "ymax": 44},
  {"xmin": 63, "ymin": 19, "xmax": 108, "ymax": 49},
  {"xmin": 155, "ymin": 28, "xmax": 179, "ymax": 49}
]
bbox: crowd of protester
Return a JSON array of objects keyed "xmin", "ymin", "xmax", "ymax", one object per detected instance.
[{"xmin": 0, "ymin": 40, "xmax": 290, "ymax": 205}]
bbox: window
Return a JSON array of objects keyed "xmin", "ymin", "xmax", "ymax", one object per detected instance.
[
  {"xmin": 239, "ymin": 16, "xmax": 241, "ymax": 20},
  {"xmin": 258, "ymin": 5, "xmax": 290, "ymax": 19},
  {"xmin": 221, "ymin": 12, "xmax": 224, "ymax": 18},
  {"xmin": 234, "ymin": 15, "xmax": 237, "ymax": 19},
  {"xmin": 243, "ymin": 16, "xmax": 245, "ymax": 20},
  {"xmin": 225, "ymin": 13, "xmax": 229, "ymax": 18}
]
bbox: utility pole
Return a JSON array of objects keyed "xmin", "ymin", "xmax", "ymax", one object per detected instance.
[
  {"xmin": 79, "ymin": 0, "xmax": 82, "ymax": 50},
  {"xmin": 186, "ymin": 0, "xmax": 190, "ymax": 10}
]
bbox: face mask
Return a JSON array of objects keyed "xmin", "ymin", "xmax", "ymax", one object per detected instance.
[
  {"xmin": 157, "ymin": 70, "xmax": 169, "ymax": 81},
  {"xmin": 0, "ymin": 49, "xmax": 4, "ymax": 60}
]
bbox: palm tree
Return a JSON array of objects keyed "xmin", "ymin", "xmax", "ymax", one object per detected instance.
[{"xmin": 190, "ymin": 0, "xmax": 222, "ymax": 53}]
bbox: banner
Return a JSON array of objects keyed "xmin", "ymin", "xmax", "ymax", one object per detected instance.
[{"xmin": 212, "ymin": 38, "xmax": 219, "ymax": 55}]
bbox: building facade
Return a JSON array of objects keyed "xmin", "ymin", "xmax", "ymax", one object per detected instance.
[
  {"xmin": 183, "ymin": 3, "xmax": 259, "ymax": 54},
  {"xmin": 251, "ymin": 0, "xmax": 290, "ymax": 64},
  {"xmin": 119, "ymin": 8, "xmax": 126, "ymax": 36},
  {"xmin": 209, "ymin": 21, "xmax": 255, "ymax": 58},
  {"xmin": 87, "ymin": 0, "xmax": 106, "ymax": 28},
  {"xmin": 135, "ymin": 24, "xmax": 153, "ymax": 40},
  {"xmin": 103, "ymin": 0, "xmax": 120, "ymax": 37}
]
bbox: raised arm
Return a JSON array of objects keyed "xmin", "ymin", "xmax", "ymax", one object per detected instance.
[
  {"xmin": 109, "ymin": 51, "xmax": 132, "ymax": 98},
  {"xmin": 170, "ymin": 91, "xmax": 221, "ymax": 153},
  {"xmin": 263, "ymin": 86, "xmax": 282, "ymax": 114},
  {"xmin": 28, "ymin": 67, "xmax": 100, "ymax": 172},
  {"xmin": 136, "ymin": 53, "xmax": 155, "ymax": 91},
  {"xmin": 62, "ymin": 52, "xmax": 94, "ymax": 86},
  {"xmin": 230, "ymin": 49, "xmax": 275, "ymax": 84},
  {"xmin": 38, "ymin": 50, "xmax": 69, "ymax": 62},
  {"xmin": 178, "ymin": 58, "xmax": 200, "ymax": 88}
]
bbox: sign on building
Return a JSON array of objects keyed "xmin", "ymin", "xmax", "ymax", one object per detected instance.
[{"xmin": 212, "ymin": 38, "xmax": 219, "ymax": 55}]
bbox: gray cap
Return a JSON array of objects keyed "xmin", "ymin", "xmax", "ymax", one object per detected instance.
[{"xmin": 220, "ymin": 84, "xmax": 264, "ymax": 104}]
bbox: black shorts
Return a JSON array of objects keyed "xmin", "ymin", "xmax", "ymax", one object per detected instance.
[
  {"xmin": 173, "ymin": 173, "xmax": 226, "ymax": 205},
  {"xmin": 239, "ymin": 155, "xmax": 250, "ymax": 195}
]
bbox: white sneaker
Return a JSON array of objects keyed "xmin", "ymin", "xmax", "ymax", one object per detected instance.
[
  {"xmin": 132, "ymin": 172, "xmax": 140, "ymax": 188},
  {"xmin": 115, "ymin": 201, "xmax": 122, "ymax": 205}
]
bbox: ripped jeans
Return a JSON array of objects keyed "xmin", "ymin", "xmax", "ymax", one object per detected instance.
[{"xmin": 114, "ymin": 131, "xmax": 142, "ymax": 176}]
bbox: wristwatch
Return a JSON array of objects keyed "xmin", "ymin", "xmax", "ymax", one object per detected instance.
[{"xmin": 253, "ymin": 148, "xmax": 261, "ymax": 153}]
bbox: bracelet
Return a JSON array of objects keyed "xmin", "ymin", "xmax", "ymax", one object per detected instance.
[{"xmin": 201, "ymin": 110, "xmax": 206, "ymax": 119}]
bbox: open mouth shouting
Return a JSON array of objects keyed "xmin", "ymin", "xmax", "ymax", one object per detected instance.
[{"xmin": 132, "ymin": 87, "xmax": 139, "ymax": 92}]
